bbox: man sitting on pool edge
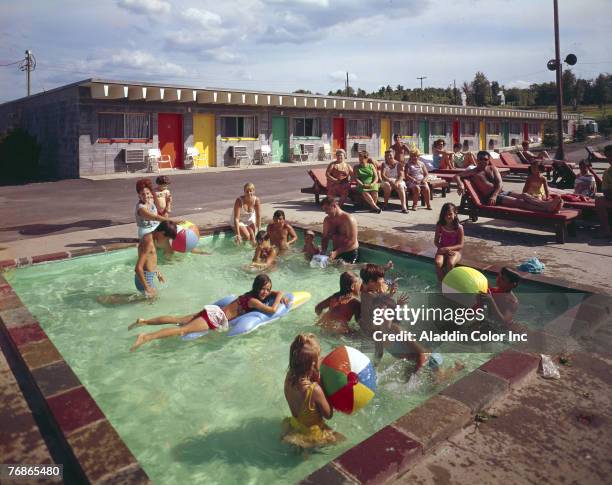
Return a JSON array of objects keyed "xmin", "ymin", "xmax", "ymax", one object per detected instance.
[{"xmin": 320, "ymin": 197, "xmax": 360, "ymax": 264}]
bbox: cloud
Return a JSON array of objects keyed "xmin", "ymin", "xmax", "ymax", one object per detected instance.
[
  {"xmin": 506, "ymin": 80, "xmax": 532, "ymax": 89},
  {"xmin": 79, "ymin": 49, "xmax": 187, "ymax": 77},
  {"xmin": 205, "ymin": 48, "xmax": 242, "ymax": 63},
  {"xmin": 181, "ymin": 7, "xmax": 222, "ymax": 28},
  {"xmin": 116, "ymin": 0, "xmax": 171, "ymax": 16},
  {"xmin": 328, "ymin": 70, "xmax": 357, "ymax": 82}
]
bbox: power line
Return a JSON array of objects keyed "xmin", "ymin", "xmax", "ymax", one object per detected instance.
[{"xmin": 0, "ymin": 59, "xmax": 23, "ymax": 67}]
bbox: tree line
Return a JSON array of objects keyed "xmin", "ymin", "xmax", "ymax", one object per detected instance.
[{"xmin": 295, "ymin": 71, "xmax": 610, "ymax": 109}]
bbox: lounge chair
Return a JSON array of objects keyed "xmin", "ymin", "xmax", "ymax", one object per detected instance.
[
  {"xmin": 300, "ymin": 168, "xmax": 328, "ymax": 204},
  {"xmin": 499, "ymin": 153, "xmax": 553, "ymax": 178},
  {"xmin": 458, "ymin": 178, "xmax": 580, "ymax": 243},
  {"xmin": 548, "ymin": 189, "xmax": 595, "ymax": 211},
  {"xmin": 586, "ymin": 146, "xmax": 607, "ymax": 163}
]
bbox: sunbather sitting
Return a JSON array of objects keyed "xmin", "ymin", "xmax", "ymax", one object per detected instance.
[
  {"xmin": 520, "ymin": 141, "xmax": 551, "ymax": 162},
  {"xmin": 454, "ymin": 151, "xmax": 563, "ymax": 213}
]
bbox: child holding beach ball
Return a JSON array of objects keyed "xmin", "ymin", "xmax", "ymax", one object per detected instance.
[{"xmin": 281, "ymin": 334, "xmax": 344, "ymax": 448}]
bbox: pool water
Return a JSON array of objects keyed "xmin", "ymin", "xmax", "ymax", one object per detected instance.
[{"xmin": 6, "ymin": 234, "xmax": 576, "ymax": 484}]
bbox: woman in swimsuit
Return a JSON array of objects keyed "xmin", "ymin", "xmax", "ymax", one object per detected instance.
[
  {"xmin": 129, "ymin": 274, "xmax": 288, "ymax": 350},
  {"xmin": 231, "ymin": 182, "xmax": 261, "ymax": 246},
  {"xmin": 325, "ymin": 149, "xmax": 353, "ymax": 208}
]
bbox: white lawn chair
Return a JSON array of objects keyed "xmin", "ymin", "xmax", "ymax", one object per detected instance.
[
  {"xmin": 147, "ymin": 148, "xmax": 172, "ymax": 172},
  {"xmin": 319, "ymin": 143, "xmax": 332, "ymax": 161},
  {"xmin": 254, "ymin": 145, "xmax": 272, "ymax": 165},
  {"xmin": 185, "ymin": 146, "xmax": 206, "ymax": 169}
]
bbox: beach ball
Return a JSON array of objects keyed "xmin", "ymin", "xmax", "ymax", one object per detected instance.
[
  {"xmin": 320, "ymin": 346, "xmax": 377, "ymax": 415},
  {"xmin": 171, "ymin": 221, "xmax": 200, "ymax": 253},
  {"xmin": 442, "ymin": 266, "xmax": 488, "ymax": 308}
]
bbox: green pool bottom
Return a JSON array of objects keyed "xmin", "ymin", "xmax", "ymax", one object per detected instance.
[{"xmin": 5, "ymin": 233, "xmax": 572, "ymax": 484}]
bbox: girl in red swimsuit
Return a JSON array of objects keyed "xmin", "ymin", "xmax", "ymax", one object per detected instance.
[
  {"xmin": 434, "ymin": 203, "xmax": 464, "ymax": 282},
  {"xmin": 129, "ymin": 274, "xmax": 288, "ymax": 350}
]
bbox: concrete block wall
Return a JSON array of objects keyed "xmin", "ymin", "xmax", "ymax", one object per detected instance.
[{"xmin": 0, "ymin": 86, "xmax": 80, "ymax": 179}]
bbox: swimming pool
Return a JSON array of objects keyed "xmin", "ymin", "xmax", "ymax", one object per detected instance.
[{"xmin": 5, "ymin": 232, "xmax": 580, "ymax": 484}]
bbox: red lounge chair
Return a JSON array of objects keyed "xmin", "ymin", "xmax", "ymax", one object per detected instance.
[
  {"xmin": 586, "ymin": 146, "xmax": 607, "ymax": 163},
  {"xmin": 548, "ymin": 189, "xmax": 596, "ymax": 211},
  {"xmin": 499, "ymin": 153, "xmax": 553, "ymax": 178},
  {"xmin": 300, "ymin": 168, "xmax": 328, "ymax": 204},
  {"xmin": 458, "ymin": 178, "xmax": 580, "ymax": 243}
]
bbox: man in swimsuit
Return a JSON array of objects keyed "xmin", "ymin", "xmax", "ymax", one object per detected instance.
[
  {"xmin": 320, "ymin": 197, "xmax": 359, "ymax": 264},
  {"xmin": 391, "ymin": 134, "xmax": 408, "ymax": 163},
  {"xmin": 453, "ymin": 151, "xmax": 563, "ymax": 212}
]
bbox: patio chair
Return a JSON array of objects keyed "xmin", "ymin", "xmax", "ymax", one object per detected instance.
[
  {"xmin": 319, "ymin": 143, "xmax": 332, "ymax": 161},
  {"xmin": 253, "ymin": 145, "xmax": 272, "ymax": 165},
  {"xmin": 147, "ymin": 148, "xmax": 172, "ymax": 172},
  {"xmin": 458, "ymin": 178, "xmax": 579, "ymax": 243},
  {"xmin": 291, "ymin": 145, "xmax": 308, "ymax": 163},
  {"xmin": 185, "ymin": 146, "xmax": 206, "ymax": 169},
  {"xmin": 586, "ymin": 146, "xmax": 607, "ymax": 163}
]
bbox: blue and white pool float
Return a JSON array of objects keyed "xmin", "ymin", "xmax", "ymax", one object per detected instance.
[{"xmin": 181, "ymin": 291, "xmax": 311, "ymax": 341}]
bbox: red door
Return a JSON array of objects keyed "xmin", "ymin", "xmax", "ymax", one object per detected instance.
[
  {"xmin": 158, "ymin": 113, "xmax": 183, "ymax": 168},
  {"xmin": 452, "ymin": 120, "xmax": 460, "ymax": 146},
  {"xmin": 332, "ymin": 118, "xmax": 345, "ymax": 152},
  {"xmin": 522, "ymin": 122, "xmax": 529, "ymax": 142}
]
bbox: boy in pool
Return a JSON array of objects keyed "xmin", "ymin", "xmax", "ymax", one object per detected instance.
[
  {"xmin": 250, "ymin": 230, "xmax": 278, "ymax": 270},
  {"xmin": 478, "ymin": 266, "xmax": 520, "ymax": 328},
  {"xmin": 267, "ymin": 210, "xmax": 298, "ymax": 251},
  {"xmin": 315, "ymin": 272, "xmax": 361, "ymax": 334},
  {"xmin": 302, "ymin": 230, "xmax": 321, "ymax": 261},
  {"xmin": 358, "ymin": 264, "xmax": 428, "ymax": 368},
  {"xmin": 129, "ymin": 274, "xmax": 288, "ymax": 350}
]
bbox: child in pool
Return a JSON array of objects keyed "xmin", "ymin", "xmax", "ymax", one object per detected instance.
[
  {"xmin": 522, "ymin": 163, "xmax": 550, "ymax": 200},
  {"xmin": 154, "ymin": 175, "xmax": 173, "ymax": 217},
  {"xmin": 478, "ymin": 266, "xmax": 520, "ymax": 328},
  {"xmin": 315, "ymin": 272, "xmax": 361, "ymax": 334},
  {"xmin": 434, "ymin": 203, "xmax": 464, "ymax": 282},
  {"xmin": 267, "ymin": 210, "xmax": 298, "ymax": 251},
  {"xmin": 250, "ymin": 230, "xmax": 278, "ymax": 270},
  {"xmin": 129, "ymin": 274, "xmax": 288, "ymax": 350},
  {"xmin": 358, "ymin": 264, "xmax": 427, "ymax": 368},
  {"xmin": 303, "ymin": 230, "xmax": 321, "ymax": 261},
  {"xmin": 282, "ymin": 333, "xmax": 344, "ymax": 448}
]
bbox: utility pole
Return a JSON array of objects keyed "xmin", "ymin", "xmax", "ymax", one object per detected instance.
[
  {"xmin": 21, "ymin": 50, "xmax": 34, "ymax": 96},
  {"xmin": 346, "ymin": 72, "xmax": 349, "ymax": 97},
  {"xmin": 416, "ymin": 76, "xmax": 427, "ymax": 90},
  {"xmin": 453, "ymin": 79, "xmax": 457, "ymax": 104},
  {"xmin": 552, "ymin": 0, "xmax": 565, "ymax": 160}
]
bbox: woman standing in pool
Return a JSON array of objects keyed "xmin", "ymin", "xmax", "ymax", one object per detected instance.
[
  {"xmin": 231, "ymin": 182, "xmax": 261, "ymax": 246},
  {"xmin": 129, "ymin": 274, "xmax": 287, "ymax": 350}
]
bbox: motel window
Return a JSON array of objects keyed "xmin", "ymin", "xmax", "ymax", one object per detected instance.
[
  {"xmin": 430, "ymin": 121, "xmax": 447, "ymax": 136},
  {"xmin": 510, "ymin": 122, "xmax": 521, "ymax": 134},
  {"xmin": 392, "ymin": 120, "xmax": 417, "ymax": 137},
  {"xmin": 487, "ymin": 122, "xmax": 501, "ymax": 134},
  {"xmin": 461, "ymin": 121, "xmax": 477, "ymax": 136},
  {"xmin": 347, "ymin": 119, "xmax": 372, "ymax": 137},
  {"xmin": 221, "ymin": 116, "xmax": 258, "ymax": 138},
  {"xmin": 529, "ymin": 123, "xmax": 540, "ymax": 136},
  {"xmin": 293, "ymin": 117, "xmax": 321, "ymax": 137},
  {"xmin": 98, "ymin": 113, "xmax": 150, "ymax": 139}
]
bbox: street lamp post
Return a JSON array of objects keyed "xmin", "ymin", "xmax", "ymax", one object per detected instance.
[{"xmin": 548, "ymin": 0, "xmax": 577, "ymax": 160}]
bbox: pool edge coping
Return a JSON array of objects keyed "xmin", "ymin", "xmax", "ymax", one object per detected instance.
[{"xmin": 0, "ymin": 223, "xmax": 597, "ymax": 484}]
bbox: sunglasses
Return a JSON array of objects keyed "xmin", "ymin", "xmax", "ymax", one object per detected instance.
[{"xmin": 478, "ymin": 157, "xmax": 490, "ymax": 162}]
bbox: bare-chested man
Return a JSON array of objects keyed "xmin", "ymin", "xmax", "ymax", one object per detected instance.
[
  {"xmin": 453, "ymin": 150, "xmax": 563, "ymax": 212},
  {"xmin": 266, "ymin": 209, "xmax": 297, "ymax": 250},
  {"xmin": 391, "ymin": 134, "xmax": 408, "ymax": 163},
  {"xmin": 320, "ymin": 197, "xmax": 359, "ymax": 263}
]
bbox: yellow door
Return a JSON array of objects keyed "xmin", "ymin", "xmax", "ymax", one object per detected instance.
[
  {"xmin": 380, "ymin": 118, "xmax": 391, "ymax": 157},
  {"xmin": 193, "ymin": 113, "xmax": 216, "ymax": 167},
  {"xmin": 479, "ymin": 120, "xmax": 486, "ymax": 150}
]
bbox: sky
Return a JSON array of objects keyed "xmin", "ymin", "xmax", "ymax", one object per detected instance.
[{"xmin": 0, "ymin": 0, "xmax": 611, "ymax": 103}]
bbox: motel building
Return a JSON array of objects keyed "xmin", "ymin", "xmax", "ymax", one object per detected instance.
[{"xmin": 0, "ymin": 78, "xmax": 581, "ymax": 179}]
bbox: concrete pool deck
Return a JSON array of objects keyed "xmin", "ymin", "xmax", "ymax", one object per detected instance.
[{"xmin": 1, "ymin": 167, "xmax": 611, "ymax": 483}]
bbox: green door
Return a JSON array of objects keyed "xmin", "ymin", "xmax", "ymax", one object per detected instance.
[
  {"xmin": 272, "ymin": 116, "xmax": 288, "ymax": 162},
  {"xmin": 419, "ymin": 120, "xmax": 429, "ymax": 153},
  {"xmin": 502, "ymin": 122, "xmax": 510, "ymax": 147}
]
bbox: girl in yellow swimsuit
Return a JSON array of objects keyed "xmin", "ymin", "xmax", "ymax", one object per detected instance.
[
  {"xmin": 522, "ymin": 163, "xmax": 550, "ymax": 200},
  {"xmin": 282, "ymin": 334, "xmax": 344, "ymax": 448}
]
